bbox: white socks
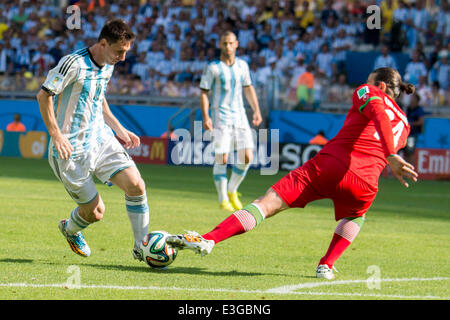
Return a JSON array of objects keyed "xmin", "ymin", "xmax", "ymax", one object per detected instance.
[
  {"xmin": 213, "ymin": 163, "xmax": 228, "ymax": 202},
  {"xmin": 65, "ymin": 207, "xmax": 90, "ymax": 235},
  {"xmin": 125, "ymin": 193, "xmax": 149, "ymax": 247},
  {"xmin": 228, "ymin": 163, "xmax": 250, "ymax": 193}
]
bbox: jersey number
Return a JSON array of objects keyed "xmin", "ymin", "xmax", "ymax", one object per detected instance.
[{"xmin": 374, "ymin": 120, "xmax": 405, "ymax": 148}]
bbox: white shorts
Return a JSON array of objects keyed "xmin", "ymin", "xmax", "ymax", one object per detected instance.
[
  {"xmin": 212, "ymin": 125, "xmax": 254, "ymax": 155},
  {"xmin": 49, "ymin": 136, "xmax": 135, "ymax": 204}
]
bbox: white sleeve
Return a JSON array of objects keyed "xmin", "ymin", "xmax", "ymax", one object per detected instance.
[
  {"xmin": 41, "ymin": 55, "xmax": 79, "ymax": 95},
  {"xmin": 199, "ymin": 63, "xmax": 214, "ymax": 90},
  {"xmin": 241, "ymin": 60, "xmax": 252, "ymax": 87}
]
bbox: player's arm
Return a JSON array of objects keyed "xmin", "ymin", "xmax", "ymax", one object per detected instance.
[
  {"xmin": 36, "ymin": 55, "xmax": 79, "ymax": 160},
  {"xmin": 200, "ymin": 89, "xmax": 213, "ymax": 131},
  {"xmin": 243, "ymin": 85, "xmax": 262, "ymax": 127},
  {"xmin": 241, "ymin": 61, "xmax": 262, "ymax": 127},
  {"xmin": 199, "ymin": 64, "xmax": 213, "ymax": 131},
  {"xmin": 102, "ymin": 98, "xmax": 140, "ymax": 149},
  {"xmin": 36, "ymin": 88, "xmax": 73, "ymax": 160},
  {"xmin": 359, "ymin": 93, "xmax": 418, "ymax": 187}
]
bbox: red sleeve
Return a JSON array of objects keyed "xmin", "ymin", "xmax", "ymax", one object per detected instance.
[{"xmin": 361, "ymin": 98, "xmax": 396, "ymax": 158}]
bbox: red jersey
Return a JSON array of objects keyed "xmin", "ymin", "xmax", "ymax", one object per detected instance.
[{"xmin": 320, "ymin": 84, "xmax": 410, "ymax": 187}]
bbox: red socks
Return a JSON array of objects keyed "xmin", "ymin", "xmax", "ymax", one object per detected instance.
[
  {"xmin": 319, "ymin": 233, "xmax": 352, "ymax": 269},
  {"xmin": 202, "ymin": 214, "xmax": 245, "ymax": 244}
]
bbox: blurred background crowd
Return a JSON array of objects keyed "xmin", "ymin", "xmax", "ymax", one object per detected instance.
[{"xmin": 0, "ymin": 0, "xmax": 448, "ymax": 111}]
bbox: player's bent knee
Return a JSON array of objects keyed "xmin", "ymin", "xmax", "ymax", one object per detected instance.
[
  {"xmin": 253, "ymin": 188, "xmax": 288, "ymax": 219},
  {"xmin": 125, "ymin": 177, "xmax": 146, "ymax": 196}
]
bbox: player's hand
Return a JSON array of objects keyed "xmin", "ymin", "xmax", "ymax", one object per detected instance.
[
  {"xmin": 117, "ymin": 129, "xmax": 140, "ymax": 149},
  {"xmin": 203, "ymin": 117, "xmax": 213, "ymax": 131},
  {"xmin": 52, "ymin": 132, "xmax": 73, "ymax": 160},
  {"xmin": 252, "ymin": 112, "xmax": 262, "ymax": 127},
  {"xmin": 387, "ymin": 154, "xmax": 418, "ymax": 188}
]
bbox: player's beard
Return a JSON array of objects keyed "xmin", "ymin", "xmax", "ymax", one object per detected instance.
[{"xmin": 221, "ymin": 51, "xmax": 235, "ymax": 61}]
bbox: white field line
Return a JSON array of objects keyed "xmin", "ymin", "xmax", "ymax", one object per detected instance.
[
  {"xmin": 266, "ymin": 277, "xmax": 450, "ymax": 293},
  {"xmin": 0, "ymin": 277, "xmax": 449, "ymax": 299}
]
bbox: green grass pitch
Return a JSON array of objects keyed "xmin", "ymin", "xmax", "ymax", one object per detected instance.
[{"xmin": 0, "ymin": 157, "xmax": 449, "ymax": 300}]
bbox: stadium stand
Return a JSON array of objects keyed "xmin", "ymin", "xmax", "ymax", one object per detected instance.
[{"xmin": 0, "ymin": 0, "xmax": 448, "ymax": 115}]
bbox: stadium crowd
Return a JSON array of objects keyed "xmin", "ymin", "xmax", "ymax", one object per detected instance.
[{"xmin": 0, "ymin": 0, "xmax": 448, "ymax": 110}]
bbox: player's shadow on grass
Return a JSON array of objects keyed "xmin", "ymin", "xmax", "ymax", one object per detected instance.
[
  {"xmin": 80, "ymin": 263, "xmax": 274, "ymax": 276},
  {"xmin": 0, "ymin": 258, "xmax": 34, "ymax": 264}
]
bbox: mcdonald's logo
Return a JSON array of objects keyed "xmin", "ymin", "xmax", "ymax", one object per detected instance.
[
  {"xmin": 150, "ymin": 141, "xmax": 165, "ymax": 161},
  {"xmin": 129, "ymin": 137, "xmax": 167, "ymax": 165}
]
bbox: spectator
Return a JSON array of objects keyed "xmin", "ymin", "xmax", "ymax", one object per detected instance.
[
  {"xmin": 256, "ymin": 22, "xmax": 273, "ymax": 48},
  {"xmin": 406, "ymin": 0, "xmax": 430, "ymax": 48},
  {"xmin": 11, "ymin": 5, "xmax": 28, "ymax": 28},
  {"xmin": 429, "ymin": 49, "xmax": 449, "ymax": 91},
  {"xmin": 404, "ymin": 50, "xmax": 427, "ymax": 86},
  {"xmin": 31, "ymin": 44, "xmax": 55, "ymax": 76},
  {"xmin": 24, "ymin": 70, "xmax": 40, "ymax": 92},
  {"xmin": 161, "ymin": 126, "xmax": 179, "ymax": 140},
  {"xmin": 0, "ymin": 16, "xmax": 8, "ymax": 40},
  {"xmin": 6, "ymin": 113, "xmax": 26, "ymax": 132},
  {"xmin": 132, "ymin": 52, "xmax": 151, "ymax": 82},
  {"xmin": 238, "ymin": 22, "xmax": 255, "ymax": 49},
  {"xmin": 380, "ymin": 0, "xmax": 398, "ymax": 41},
  {"xmin": 337, "ymin": 14, "xmax": 358, "ymax": 38},
  {"xmin": 309, "ymin": 130, "xmax": 328, "ymax": 145},
  {"xmin": 327, "ymin": 73, "xmax": 352, "ymax": 103},
  {"xmin": 161, "ymin": 75, "xmax": 180, "ymax": 97},
  {"xmin": 331, "ymin": 28, "xmax": 352, "ymax": 74},
  {"xmin": 130, "ymin": 75, "xmax": 145, "ymax": 96},
  {"xmin": 435, "ymin": 0, "xmax": 450, "ymax": 40},
  {"xmin": 241, "ymin": 0, "xmax": 258, "ymax": 21},
  {"xmin": 428, "ymin": 38, "xmax": 444, "ymax": 70},
  {"xmin": 296, "ymin": 1, "xmax": 314, "ymax": 31},
  {"xmin": 312, "ymin": 70, "xmax": 328, "ymax": 110},
  {"xmin": 315, "ymin": 43, "xmax": 335, "ymax": 79},
  {"xmin": 296, "ymin": 64, "xmax": 315, "ymax": 110},
  {"xmin": 321, "ymin": 0, "xmax": 338, "ymax": 25},
  {"xmin": 142, "ymin": 68, "xmax": 161, "ymax": 95},
  {"xmin": 253, "ymin": 55, "xmax": 270, "ymax": 87},
  {"xmin": 404, "ymin": 93, "xmax": 425, "ymax": 164},
  {"xmin": 416, "ymin": 76, "xmax": 433, "ymax": 107},
  {"xmin": 322, "ymin": 15, "xmax": 338, "ymax": 43},
  {"xmin": 48, "ymin": 39, "xmax": 64, "ymax": 65},
  {"xmin": 266, "ymin": 56, "xmax": 283, "ymax": 110},
  {"xmin": 430, "ymin": 81, "xmax": 446, "ymax": 107},
  {"xmin": 373, "ymin": 44, "xmax": 398, "ymax": 70},
  {"xmin": 259, "ymin": 39, "xmax": 276, "ymax": 63},
  {"xmin": 0, "ymin": 42, "xmax": 14, "ymax": 75}
]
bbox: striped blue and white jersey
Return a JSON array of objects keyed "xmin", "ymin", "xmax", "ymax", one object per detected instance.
[
  {"xmin": 199, "ymin": 57, "xmax": 252, "ymax": 128},
  {"xmin": 42, "ymin": 47, "xmax": 114, "ymax": 159}
]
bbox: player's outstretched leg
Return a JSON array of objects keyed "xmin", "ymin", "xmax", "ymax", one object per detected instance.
[
  {"xmin": 167, "ymin": 188, "xmax": 287, "ymax": 256},
  {"xmin": 166, "ymin": 231, "xmax": 215, "ymax": 256},
  {"xmin": 316, "ymin": 216, "xmax": 365, "ymax": 279},
  {"xmin": 58, "ymin": 208, "xmax": 92, "ymax": 257}
]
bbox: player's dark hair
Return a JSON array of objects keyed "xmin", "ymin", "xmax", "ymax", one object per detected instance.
[
  {"xmin": 371, "ymin": 67, "xmax": 415, "ymax": 98},
  {"xmin": 98, "ymin": 19, "xmax": 135, "ymax": 44}
]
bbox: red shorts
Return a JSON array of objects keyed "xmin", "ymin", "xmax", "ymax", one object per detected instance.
[{"xmin": 272, "ymin": 153, "xmax": 378, "ymax": 221}]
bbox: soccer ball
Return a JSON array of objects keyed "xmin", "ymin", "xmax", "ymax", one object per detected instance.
[{"xmin": 140, "ymin": 231, "xmax": 178, "ymax": 269}]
